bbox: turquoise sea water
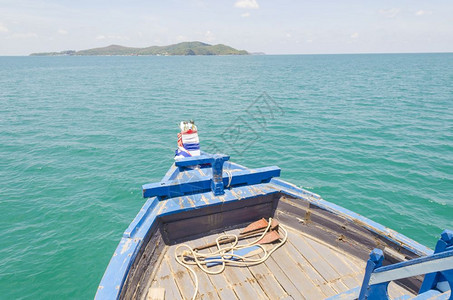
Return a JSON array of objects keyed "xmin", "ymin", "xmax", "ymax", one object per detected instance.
[{"xmin": 1, "ymin": 54, "xmax": 452, "ymax": 299}]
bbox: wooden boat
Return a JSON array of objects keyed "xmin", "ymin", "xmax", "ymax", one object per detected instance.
[{"xmin": 95, "ymin": 153, "xmax": 453, "ymax": 300}]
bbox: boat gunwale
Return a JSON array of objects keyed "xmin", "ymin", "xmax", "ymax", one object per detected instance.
[{"xmin": 95, "ymin": 160, "xmax": 433, "ymax": 300}]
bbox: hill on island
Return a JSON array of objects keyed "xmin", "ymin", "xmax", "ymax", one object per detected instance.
[{"xmin": 30, "ymin": 42, "xmax": 249, "ymax": 56}]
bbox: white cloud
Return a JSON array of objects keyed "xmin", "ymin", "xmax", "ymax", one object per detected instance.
[
  {"xmin": 96, "ymin": 35, "xmax": 128, "ymax": 40},
  {"xmin": 379, "ymin": 8, "xmax": 400, "ymax": 18},
  {"xmin": 350, "ymin": 32, "xmax": 359, "ymax": 39},
  {"xmin": 286, "ymin": 33, "xmax": 292, "ymax": 38},
  {"xmin": 235, "ymin": 0, "xmax": 259, "ymax": 9},
  {"xmin": 57, "ymin": 29, "xmax": 68, "ymax": 35},
  {"xmin": 0, "ymin": 23, "xmax": 8, "ymax": 33},
  {"xmin": 111, "ymin": 35, "xmax": 128, "ymax": 40},
  {"xmin": 241, "ymin": 12, "xmax": 250, "ymax": 17},
  {"xmin": 415, "ymin": 10, "xmax": 432, "ymax": 16},
  {"xmin": 10, "ymin": 32, "xmax": 38, "ymax": 39}
]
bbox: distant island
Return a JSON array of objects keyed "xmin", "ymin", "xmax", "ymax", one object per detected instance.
[{"xmin": 30, "ymin": 41, "xmax": 249, "ymax": 56}]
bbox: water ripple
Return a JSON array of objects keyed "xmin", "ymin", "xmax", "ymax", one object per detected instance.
[{"xmin": 1, "ymin": 54, "xmax": 452, "ymax": 299}]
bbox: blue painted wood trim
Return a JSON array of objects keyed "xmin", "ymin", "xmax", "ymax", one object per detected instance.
[
  {"xmin": 415, "ymin": 291, "xmax": 451, "ymax": 300},
  {"xmin": 142, "ymin": 166, "xmax": 281, "ymax": 198},
  {"xmin": 161, "ymin": 164, "xmax": 178, "ymax": 182},
  {"xmin": 210, "ymin": 155, "xmax": 229, "ymax": 195},
  {"xmin": 359, "ymin": 249, "xmax": 388, "ymax": 300},
  {"xmin": 411, "ymin": 289, "xmax": 442, "ymax": 299},
  {"xmin": 373, "ymin": 249, "xmax": 453, "ymax": 275},
  {"xmin": 270, "ymin": 177, "xmax": 322, "ymax": 200},
  {"xmin": 357, "ymin": 247, "xmax": 453, "ymax": 300},
  {"xmin": 123, "ymin": 197, "xmax": 159, "ymax": 238},
  {"xmin": 95, "ymin": 236, "xmax": 142, "ymax": 300},
  {"xmin": 95, "ymin": 198, "xmax": 162, "ymax": 300},
  {"xmin": 420, "ymin": 230, "xmax": 453, "ymax": 293},
  {"xmin": 225, "ymin": 161, "xmax": 248, "ymax": 171},
  {"xmin": 174, "ymin": 154, "xmax": 230, "ymax": 167}
]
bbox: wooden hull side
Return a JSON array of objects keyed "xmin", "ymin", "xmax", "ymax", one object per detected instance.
[
  {"xmin": 160, "ymin": 193, "xmax": 278, "ymax": 244},
  {"xmin": 119, "ymin": 220, "xmax": 164, "ymax": 300},
  {"xmin": 274, "ymin": 193, "xmax": 424, "ymax": 294}
]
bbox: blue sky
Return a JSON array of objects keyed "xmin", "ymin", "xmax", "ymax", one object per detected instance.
[{"xmin": 0, "ymin": 0, "xmax": 452, "ymax": 55}]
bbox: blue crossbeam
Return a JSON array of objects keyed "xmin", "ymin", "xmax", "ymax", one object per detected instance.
[
  {"xmin": 368, "ymin": 250, "xmax": 453, "ymax": 288},
  {"xmin": 358, "ymin": 231, "xmax": 453, "ymax": 300},
  {"xmin": 142, "ymin": 166, "xmax": 280, "ymax": 198},
  {"xmin": 175, "ymin": 154, "xmax": 230, "ymax": 168}
]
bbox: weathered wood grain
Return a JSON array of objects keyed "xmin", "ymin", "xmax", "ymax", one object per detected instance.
[
  {"xmin": 227, "ymin": 228, "xmax": 288, "ymax": 299},
  {"xmin": 264, "ymin": 254, "xmax": 306, "ymax": 300},
  {"xmin": 152, "ymin": 256, "xmax": 182, "ymax": 300},
  {"xmin": 198, "ymin": 235, "xmax": 241, "ymax": 300},
  {"xmin": 182, "ymin": 238, "xmax": 222, "ymax": 300},
  {"xmin": 141, "ymin": 218, "xmax": 417, "ymax": 300},
  {"xmin": 274, "ymin": 238, "xmax": 335, "ymax": 298},
  {"xmin": 292, "ymin": 231, "xmax": 358, "ymax": 290},
  {"xmin": 164, "ymin": 202, "xmax": 273, "ymax": 242},
  {"xmin": 147, "ymin": 287, "xmax": 164, "ymax": 300},
  {"xmin": 221, "ymin": 229, "xmax": 270, "ymax": 299},
  {"xmin": 166, "ymin": 246, "xmax": 196, "ymax": 298}
]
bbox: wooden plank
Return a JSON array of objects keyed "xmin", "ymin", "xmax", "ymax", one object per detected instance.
[
  {"xmin": 149, "ymin": 221, "xmax": 417, "ymax": 300},
  {"xmin": 199, "ymin": 235, "xmax": 240, "ymax": 300},
  {"xmin": 288, "ymin": 229, "xmax": 417, "ymax": 298},
  {"xmin": 227, "ymin": 228, "xmax": 289, "ymax": 299},
  {"xmin": 147, "ymin": 287, "xmax": 165, "ymax": 300},
  {"xmin": 300, "ymin": 233, "xmax": 363, "ymax": 289},
  {"xmin": 164, "ymin": 202, "xmax": 273, "ymax": 242},
  {"xmin": 287, "ymin": 231, "xmax": 340, "ymax": 281},
  {"xmin": 328, "ymin": 257, "xmax": 362, "ymax": 289},
  {"xmin": 286, "ymin": 230, "xmax": 349, "ymax": 294},
  {"xmin": 145, "ymin": 280, "xmax": 161, "ymax": 300},
  {"xmin": 248, "ymin": 259, "xmax": 289, "ymax": 299},
  {"xmin": 279, "ymin": 296, "xmax": 295, "ymax": 300},
  {"xmin": 269, "ymin": 240, "xmax": 329, "ymax": 299},
  {"xmin": 219, "ymin": 229, "xmax": 270, "ymax": 299},
  {"xmin": 231, "ymin": 224, "xmax": 332, "ymax": 298},
  {"xmin": 139, "ymin": 240, "xmax": 168, "ymax": 299},
  {"xmin": 388, "ymin": 281, "xmax": 415, "ymax": 299},
  {"xmin": 152, "ymin": 256, "xmax": 183, "ymax": 300},
  {"xmin": 166, "ymin": 246, "xmax": 197, "ymax": 299},
  {"xmin": 182, "ymin": 237, "xmax": 225, "ymax": 300},
  {"xmin": 130, "ymin": 232, "xmax": 167, "ymax": 299},
  {"xmin": 121, "ymin": 227, "xmax": 163, "ymax": 299},
  {"xmin": 264, "ymin": 253, "xmax": 306, "ymax": 300}
]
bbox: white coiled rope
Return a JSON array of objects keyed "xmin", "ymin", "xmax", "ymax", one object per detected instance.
[{"xmin": 174, "ymin": 218, "xmax": 287, "ymax": 300}]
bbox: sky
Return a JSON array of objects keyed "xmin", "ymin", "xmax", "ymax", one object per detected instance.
[{"xmin": 0, "ymin": 0, "xmax": 452, "ymax": 55}]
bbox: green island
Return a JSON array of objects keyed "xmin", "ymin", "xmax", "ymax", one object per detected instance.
[{"xmin": 29, "ymin": 41, "xmax": 249, "ymax": 56}]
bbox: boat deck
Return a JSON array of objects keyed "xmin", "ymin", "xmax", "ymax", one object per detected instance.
[{"xmin": 145, "ymin": 224, "xmax": 413, "ymax": 300}]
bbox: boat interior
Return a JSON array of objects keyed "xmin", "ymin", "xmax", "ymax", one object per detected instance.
[{"xmin": 119, "ymin": 191, "xmax": 424, "ymax": 300}]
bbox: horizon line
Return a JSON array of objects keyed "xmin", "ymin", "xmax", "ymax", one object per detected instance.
[{"xmin": 1, "ymin": 51, "xmax": 453, "ymax": 57}]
